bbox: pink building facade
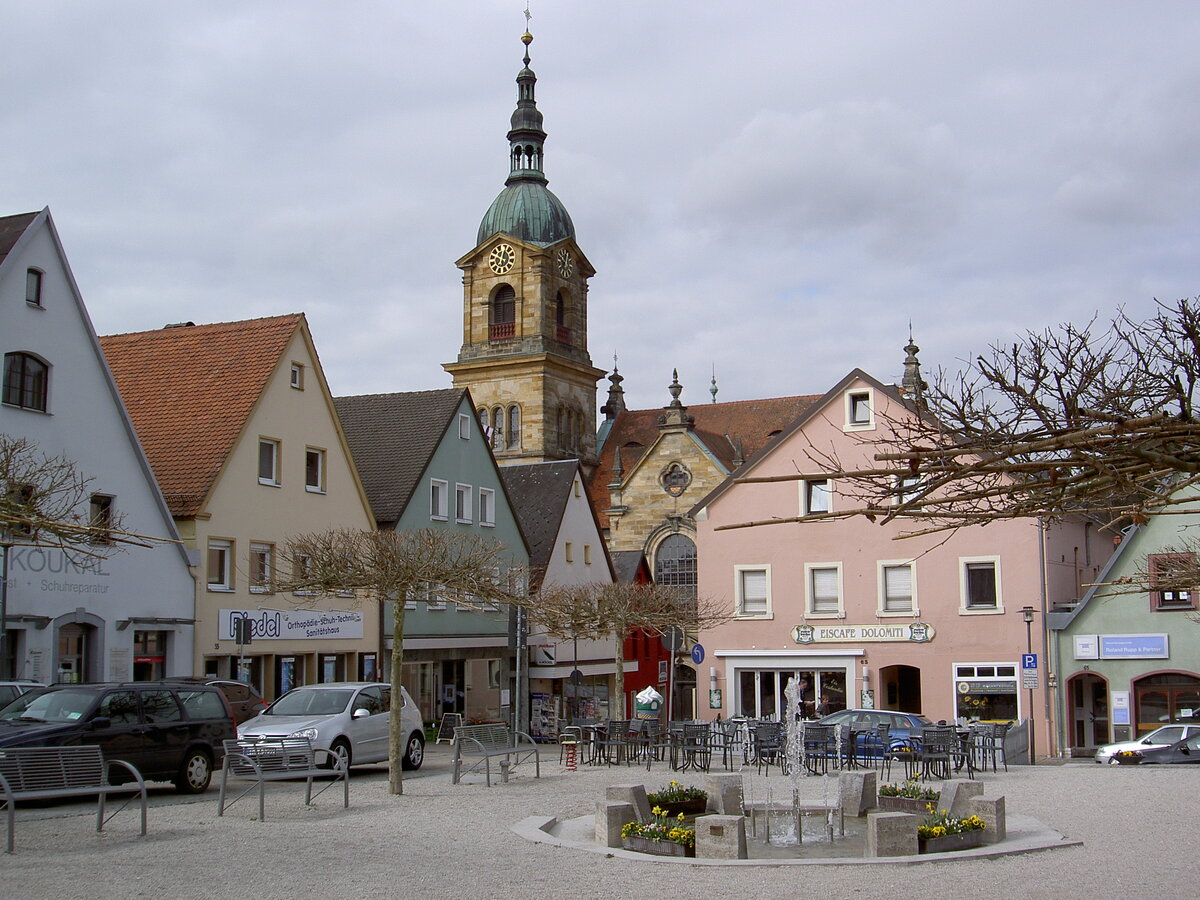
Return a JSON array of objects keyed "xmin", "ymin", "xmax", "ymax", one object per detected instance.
[{"xmin": 693, "ymin": 370, "xmax": 1109, "ymax": 755}]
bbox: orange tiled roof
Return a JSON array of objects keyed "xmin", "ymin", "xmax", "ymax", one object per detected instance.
[
  {"xmin": 589, "ymin": 394, "xmax": 821, "ymax": 527},
  {"xmin": 100, "ymin": 314, "xmax": 303, "ymax": 517}
]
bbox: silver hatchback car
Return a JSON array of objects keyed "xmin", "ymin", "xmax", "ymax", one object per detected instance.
[
  {"xmin": 237, "ymin": 682, "xmax": 425, "ymax": 770},
  {"xmin": 1094, "ymin": 723, "xmax": 1200, "ymax": 764}
]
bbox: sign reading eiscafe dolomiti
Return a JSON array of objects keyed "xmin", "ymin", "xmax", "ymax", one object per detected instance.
[{"xmin": 791, "ymin": 623, "xmax": 935, "ymax": 644}]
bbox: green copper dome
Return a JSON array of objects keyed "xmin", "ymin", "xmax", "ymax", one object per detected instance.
[
  {"xmin": 478, "ymin": 182, "xmax": 575, "ymax": 246},
  {"xmin": 477, "ymin": 31, "xmax": 575, "ymax": 247}
]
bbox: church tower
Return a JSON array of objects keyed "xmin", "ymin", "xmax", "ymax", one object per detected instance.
[{"xmin": 444, "ymin": 30, "xmax": 603, "ymax": 469}]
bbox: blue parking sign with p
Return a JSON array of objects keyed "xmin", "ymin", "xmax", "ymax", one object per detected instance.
[{"xmin": 1022, "ymin": 653, "xmax": 1038, "ymax": 669}]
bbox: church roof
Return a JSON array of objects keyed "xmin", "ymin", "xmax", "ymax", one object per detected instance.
[
  {"xmin": 100, "ymin": 314, "xmax": 305, "ymax": 517},
  {"xmin": 589, "ymin": 393, "xmax": 821, "ymax": 528},
  {"xmin": 478, "ymin": 182, "xmax": 575, "ymax": 247}
]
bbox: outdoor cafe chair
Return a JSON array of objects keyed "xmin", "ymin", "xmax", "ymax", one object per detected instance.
[{"xmin": 749, "ymin": 721, "xmax": 786, "ymax": 776}]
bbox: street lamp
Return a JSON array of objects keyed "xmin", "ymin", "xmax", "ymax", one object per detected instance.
[
  {"xmin": 1022, "ymin": 606, "xmax": 1036, "ymax": 766},
  {"xmin": 0, "ymin": 527, "xmax": 12, "ymax": 680}
]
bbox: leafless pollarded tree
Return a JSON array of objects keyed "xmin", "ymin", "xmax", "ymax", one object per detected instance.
[
  {"xmin": 276, "ymin": 527, "xmax": 527, "ymax": 795},
  {"xmin": 719, "ymin": 299, "xmax": 1200, "ymax": 593},
  {"xmin": 0, "ymin": 433, "xmax": 148, "ymax": 549},
  {"xmin": 530, "ymin": 582, "xmax": 732, "ymax": 717}
]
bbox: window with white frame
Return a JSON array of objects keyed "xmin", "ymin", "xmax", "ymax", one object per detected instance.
[
  {"xmin": 961, "ymin": 558, "xmax": 1001, "ymax": 611},
  {"xmin": 455, "ymin": 483, "xmax": 472, "ymax": 523},
  {"xmin": 1149, "ymin": 553, "xmax": 1196, "ymax": 610},
  {"xmin": 478, "ymin": 487, "xmax": 495, "ymax": 527},
  {"xmin": 845, "ymin": 388, "xmax": 874, "ymax": 429},
  {"xmin": 250, "ymin": 543, "xmax": 274, "ymax": 593},
  {"xmin": 2, "ymin": 352, "xmax": 49, "ymax": 411},
  {"xmin": 430, "ymin": 479, "xmax": 448, "ymax": 520},
  {"xmin": 258, "ymin": 438, "xmax": 280, "ymax": 485},
  {"xmin": 207, "ymin": 539, "xmax": 233, "ymax": 591},
  {"xmin": 736, "ymin": 566, "xmax": 770, "ymax": 617},
  {"xmin": 806, "ymin": 564, "xmax": 842, "ymax": 616},
  {"xmin": 305, "ymin": 447, "xmax": 326, "ymax": 493},
  {"xmin": 290, "ymin": 363, "xmax": 304, "ymax": 389},
  {"xmin": 880, "ymin": 562, "xmax": 915, "ymax": 614},
  {"xmin": 293, "ymin": 553, "xmax": 316, "ymax": 596},
  {"xmin": 804, "ymin": 478, "xmax": 830, "ymax": 514},
  {"xmin": 895, "ymin": 475, "xmax": 922, "ymax": 509},
  {"xmin": 426, "ymin": 583, "xmax": 447, "ymax": 611},
  {"xmin": 458, "ymin": 413, "xmax": 471, "ymax": 440}
]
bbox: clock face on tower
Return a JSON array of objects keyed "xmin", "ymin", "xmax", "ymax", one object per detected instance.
[
  {"xmin": 489, "ymin": 243, "xmax": 516, "ymax": 275},
  {"xmin": 555, "ymin": 248, "xmax": 574, "ymax": 278}
]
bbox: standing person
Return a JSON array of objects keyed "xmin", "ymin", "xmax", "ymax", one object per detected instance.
[{"xmin": 816, "ymin": 694, "xmax": 832, "ymax": 716}]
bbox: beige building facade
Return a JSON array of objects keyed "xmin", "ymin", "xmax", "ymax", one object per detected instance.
[{"xmin": 102, "ymin": 315, "xmax": 379, "ymax": 699}]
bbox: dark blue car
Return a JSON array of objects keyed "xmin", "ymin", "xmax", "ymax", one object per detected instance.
[{"xmin": 817, "ymin": 708, "xmax": 935, "ymax": 758}]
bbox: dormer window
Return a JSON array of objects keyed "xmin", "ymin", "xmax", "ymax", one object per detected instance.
[{"xmin": 25, "ymin": 269, "xmax": 43, "ymax": 307}]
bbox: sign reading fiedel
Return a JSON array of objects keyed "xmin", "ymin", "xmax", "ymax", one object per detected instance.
[{"xmin": 792, "ymin": 623, "xmax": 935, "ymax": 644}]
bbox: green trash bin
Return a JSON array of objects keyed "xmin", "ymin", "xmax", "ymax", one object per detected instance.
[{"xmin": 634, "ymin": 689, "xmax": 662, "ymax": 720}]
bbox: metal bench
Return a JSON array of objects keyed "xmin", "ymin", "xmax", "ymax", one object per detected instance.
[
  {"xmin": 0, "ymin": 745, "xmax": 147, "ymax": 853},
  {"xmin": 217, "ymin": 736, "xmax": 348, "ymax": 820},
  {"xmin": 451, "ymin": 723, "xmax": 540, "ymax": 786}
]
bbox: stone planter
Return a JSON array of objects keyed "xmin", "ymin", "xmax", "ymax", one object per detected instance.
[
  {"xmin": 622, "ymin": 836, "xmax": 695, "ymax": 858},
  {"xmin": 918, "ymin": 831, "xmax": 986, "ymax": 854},
  {"xmin": 876, "ymin": 795, "xmax": 937, "ymax": 814},
  {"xmin": 652, "ymin": 798, "xmax": 708, "ymax": 818}
]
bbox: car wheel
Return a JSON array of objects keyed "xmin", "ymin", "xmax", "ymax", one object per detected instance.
[
  {"xmin": 326, "ymin": 738, "xmax": 352, "ymax": 771},
  {"xmin": 175, "ymin": 748, "xmax": 213, "ymax": 794},
  {"xmin": 402, "ymin": 732, "xmax": 425, "ymax": 770}
]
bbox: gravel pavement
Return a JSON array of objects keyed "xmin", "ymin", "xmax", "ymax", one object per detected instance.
[{"xmin": 2, "ymin": 745, "xmax": 1191, "ymax": 899}]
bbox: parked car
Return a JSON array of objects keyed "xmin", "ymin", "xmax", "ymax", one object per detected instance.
[
  {"xmin": 0, "ymin": 681, "xmax": 235, "ymax": 792},
  {"xmin": 161, "ymin": 677, "xmax": 268, "ymax": 725},
  {"xmin": 817, "ymin": 708, "xmax": 936, "ymax": 756},
  {"xmin": 237, "ymin": 682, "xmax": 425, "ymax": 770},
  {"xmin": 1094, "ymin": 723, "xmax": 1200, "ymax": 764},
  {"xmin": 0, "ymin": 681, "xmax": 43, "ymax": 707},
  {"xmin": 1113, "ymin": 732, "xmax": 1200, "ymax": 765}
]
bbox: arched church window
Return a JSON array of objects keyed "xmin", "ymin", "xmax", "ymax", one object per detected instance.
[
  {"xmin": 491, "ymin": 407, "xmax": 504, "ymax": 448},
  {"xmin": 654, "ymin": 534, "xmax": 697, "ymax": 604},
  {"xmin": 506, "ymin": 405, "xmax": 521, "ymax": 450}
]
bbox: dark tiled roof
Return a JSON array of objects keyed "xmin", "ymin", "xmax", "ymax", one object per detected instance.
[
  {"xmin": 589, "ymin": 394, "xmax": 821, "ymax": 526},
  {"xmin": 611, "ymin": 549, "xmax": 649, "ymax": 585},
  {"xmin": 334, "ymin": 389, "xmax": 466, "ymax": 526},
  {"xmin": 100, "ymin": 315, "xmax": 304, "ymax": 517},
  {"xmin": 0, "ymin": 212, "xmax": 39, "ymax": 265},
  {"xmin": 499, "ymin": 461, "xmax": 579, "ymax": 574}
]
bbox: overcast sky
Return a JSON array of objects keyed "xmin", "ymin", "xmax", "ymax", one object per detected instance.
[{"xmin": 4, "ymin": 2, "xmax": 1198, "ymax": 413}]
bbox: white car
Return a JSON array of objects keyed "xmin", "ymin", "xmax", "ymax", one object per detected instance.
[
  {"xmin": 237, "ymin": 681, "xmax": 425, "ymax": 770},
  {"xmin": 1094, "ymin": 723, "xmax": 1200, "ymax": 764}
]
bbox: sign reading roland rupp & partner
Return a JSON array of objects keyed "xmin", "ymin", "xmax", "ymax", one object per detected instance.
[{"xmin": 219, "ymin": 608, "xmax": 365, "ymax": 641}]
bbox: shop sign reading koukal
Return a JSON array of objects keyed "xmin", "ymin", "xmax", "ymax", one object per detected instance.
[
  {"xmin": 220, "ymin": 609, "xmax": 364, "ymax": 641},
  {"xmin": 792, "ymin": 623, "xmax": 936, "ymax": 644}
]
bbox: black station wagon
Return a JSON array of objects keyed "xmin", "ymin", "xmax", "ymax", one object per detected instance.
[{"xmin": 0, "ymin": 681, "xmax": 236, "ymax": 793}]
